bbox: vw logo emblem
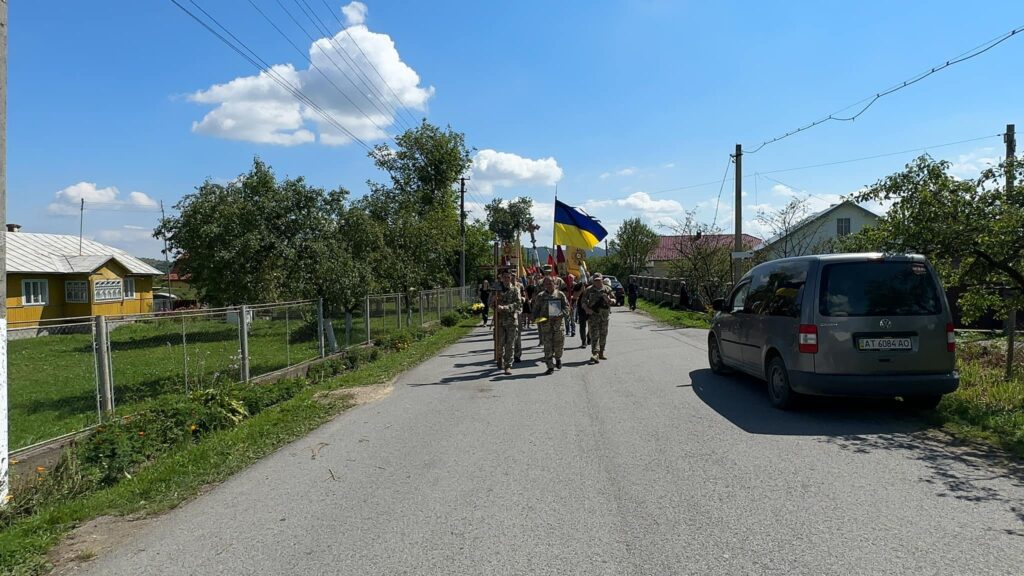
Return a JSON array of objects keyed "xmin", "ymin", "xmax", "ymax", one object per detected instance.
[{"xmin": 879, "ymin": 319, "xmax": 893, "ymax": 329}]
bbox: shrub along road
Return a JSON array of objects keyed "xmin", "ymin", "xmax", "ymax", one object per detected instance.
[{"xmin": 75, "ymin": 309, "xmax": 1024, "ymax": 575}]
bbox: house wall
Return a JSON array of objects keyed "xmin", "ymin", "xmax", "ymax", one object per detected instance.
[
  {"xmin": 763, "ymin": 204, "xmax": 878, "ymax": 260},
  {"xmin": 7, "ymin": 274, "xmax": 69, "ymax": 324},
  {"xmin": 6, "ymin": 266, "xmax": 155, "ymax": 326}
]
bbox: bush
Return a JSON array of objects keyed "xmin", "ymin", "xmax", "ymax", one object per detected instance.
[{"xmin": 441, "ymin": 312, "xmax": 461, "ymax": 327}]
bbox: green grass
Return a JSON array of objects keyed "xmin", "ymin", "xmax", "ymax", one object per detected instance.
[
  {"xmin": 0, "ymin": 321, "xmax": 474, "ymax": 575},
  {"xmin": 9, "ymin": 313, "xmax": 320, "ymax": 451},
  {"xmin": 634, "ymin": 298, "xmax": 712, "ymax": 329},
  {"xmin": 935, "ymin": 343, "xmax": 1024, "ymax": 458}
]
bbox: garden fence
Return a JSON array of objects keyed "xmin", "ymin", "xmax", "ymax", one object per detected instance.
[{"xmin": 8, "ymin": 287, "xmax": 475, "ymax": 454}]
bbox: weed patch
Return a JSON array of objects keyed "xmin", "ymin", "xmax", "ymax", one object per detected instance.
[{"xmin": 635, "ymin": 298, "xmax": 711, "ymax": 329}]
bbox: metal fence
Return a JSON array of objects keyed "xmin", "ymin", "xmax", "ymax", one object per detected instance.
[{"xmin": 8, "ymin": 288, "xmax": 475, "ymax": 454}]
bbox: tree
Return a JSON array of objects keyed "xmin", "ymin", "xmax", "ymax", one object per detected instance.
[
  {"xmin": 611, "ymin": 218, "xmax": 658, "ymax": 277},
  {"xmin": 464, "ymin": 220, "xmax": 496, "ymax": 284},
  {"xmin": 356, "ymin": 121, "xmax": 472, "ymax": 291},
  {"xmin": 843, "ymin": 154, "xmax": 1024, "ymax": 322},
  {"xmin": 484, "ymin": 197, "xmax": 534, "ymax": 244},
  {"xmin": 756, "ymin": 196, "xmax": 828, "ymax": 259},
  {"xmin": 664, "ymin": 211, "xmax": 733, "ymax": 308},
  {"xmin": 156, "ymin": 158, "xmax": 348, "ymax": 307}
]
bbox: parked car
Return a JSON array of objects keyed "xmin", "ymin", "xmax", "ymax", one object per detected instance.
[
  {"xmin": 603, "ymin": 275, "xmax": 626, "ymax": 306},
  {"xmin": 708, "ymin": 253, "xmax": 959, "ymax": 410}
]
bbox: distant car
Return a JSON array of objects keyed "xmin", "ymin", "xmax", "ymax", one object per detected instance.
[
  {"xmin": 708, "ymin": 253, "xmax": 959, "ymax": 410},
  {"xmin": 153, "ymin": 292, "xmax": 179, "ymax": 312},
  {"xmin": 603, "ymin": 275, "xmax": 626, "ymax": 306}
]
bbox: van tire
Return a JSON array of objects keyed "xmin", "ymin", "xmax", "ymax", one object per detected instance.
[
  {"xmin": 766, "ymin": 357, "xmax": 797, "ymax": 410},
  {"xmin": 708, "ymin": 335, "xmax": 729, "ymax": 375},
  {"xmin": 903, "ymin": 395, "xmax": 942, "ymax": 411}
]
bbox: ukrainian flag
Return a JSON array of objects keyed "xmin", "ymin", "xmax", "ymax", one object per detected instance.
[{"xmin": 553, "ymin": 200, "xmax": 608, "ymax": 249}]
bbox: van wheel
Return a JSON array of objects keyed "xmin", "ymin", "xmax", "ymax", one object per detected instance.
[
  {"xmin": 767, "ymin": 357, "xmax": 796, "ymax": 410},
  {"xmin": 708, "ymin": 335, "xmax": 728, "ymax": 374},
  {"xmin": 903, "ymin": 395, "xmax": 942, "ymax": 411}
]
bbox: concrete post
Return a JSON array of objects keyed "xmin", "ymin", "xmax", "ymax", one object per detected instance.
[
  {"xmin": 316, "ymin": 297, "xmax": 326, "ymax": 358},
  {"xmin": 364, "ymin": 296, "xmax": 371, "ymax": 343},
  {"xmin": 397, "ymin": 294, "xmax": 403, "ymax": 330},
  {"xmin": 239, "ymin": 305, "xmax": 250, "ymax": 383},
  {"xmin": 419, "ymin": 292, "xmax": 424, "ymax": 327},
  {"xmin": 94, "ymin": 316, "xmax": 114, "ymax": 415}
]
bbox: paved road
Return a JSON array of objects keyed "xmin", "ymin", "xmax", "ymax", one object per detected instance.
[{"xmin": 79, "ymin": 308, "xmax": 1024, "ymax": 575}]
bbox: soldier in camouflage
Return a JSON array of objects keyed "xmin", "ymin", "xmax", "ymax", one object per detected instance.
[
  {"xmin": 582, "ymin": 273, "xmax": 615, "ymax": 363},
  {"xmin": 495, "ymin": 270, "xmax": 522, "ymax": 375},
  {"xmin": 531, "ymin": 276, "xmax": 570, "ymax": 374},
  {"xmin": 512, "ymin": 271, "xmax": 525, "ymax": 363}
]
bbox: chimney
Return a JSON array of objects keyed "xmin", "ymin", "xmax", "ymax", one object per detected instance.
[{"xmin": 7, "ymin": 223, "xmax": 21, "ymax": 233}]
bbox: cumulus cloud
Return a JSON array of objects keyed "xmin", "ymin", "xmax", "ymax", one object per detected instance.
[
  {"xmin": 599, "ymin": 167, "xmax": 637, "ymax": 179},
  {"xmin": 188, "ymin": 2, "xmax": 433, "ymax": 146},
  {"xmin": 949, "ymin": 147, "xmax": 999, "ymax": 178},
  {"xmin": 616, "ymin": 192, "xmax": 683, "ymax": 215},
  {"xmin": 47, "ymin": 182, "xmax": 158, "ymax": 216},
  {"xmin": 471, "ymin": 149, "xmax": 563, "ymax": 194}
]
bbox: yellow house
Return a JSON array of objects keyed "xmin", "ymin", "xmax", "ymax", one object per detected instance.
[{"xmin": 5, "ymin": 230, "xmax": 162, "ymax": 326}]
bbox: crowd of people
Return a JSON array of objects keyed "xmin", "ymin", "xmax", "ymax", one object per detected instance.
[{"xmin": 477, "ymin": 267, "xmax": 619, "ymax": 376}]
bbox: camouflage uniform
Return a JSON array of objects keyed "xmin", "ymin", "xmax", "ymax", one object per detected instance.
[
  {"xmin": 513, "ymin": 281, "xmax": 525, "ymax": 361},
  {"xmin": 584, "ymin": 284, "xmax": 614, "ymax": 357},
  {"xmin": 532, "ymin": 288, "xmax": 570, "ymax": 372},
  {"xmin": 496, "ymin": 282, "xmax": 522, "ymax": 370}
]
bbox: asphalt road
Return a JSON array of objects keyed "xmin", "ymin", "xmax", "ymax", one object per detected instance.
[{"xmin": 78, "ymin": 308, "xmax": 1024, "ymax": 575}]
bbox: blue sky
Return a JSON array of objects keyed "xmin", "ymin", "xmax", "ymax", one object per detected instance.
[{"xmin": 9, "ymin": 1, "xmax": 1023, "ymax": 257}]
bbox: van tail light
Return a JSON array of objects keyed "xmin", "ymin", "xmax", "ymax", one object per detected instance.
[
  {"xmin": 798, "ymin": 324, "xmax": 818, "ymax": 354},
  {"xmin": 946, "ymin": 323, "xmax": 956, "ymax": 353}
]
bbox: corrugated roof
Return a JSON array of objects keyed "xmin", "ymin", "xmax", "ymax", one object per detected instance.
[
  {"xmin": 650, "ymin": 234, "xmax": 762, "ymax": 261},
  {"xmin": 5, "ymin": 232, "xmax": 162, "ymax": 275}
]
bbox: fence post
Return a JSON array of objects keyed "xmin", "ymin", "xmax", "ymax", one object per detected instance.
[
  {"xmin": 94, "ymin": 315, "xmax": 115, "ymax": 416},
  {"xmin": 316, "ymin": 297, "xmax": 326, "ymax": 358},
  {"xmin": 239, "ymin": 305, "xmax": 250, "ymax": 383},
  {"xmin": 364, "ymin": 295, "xmax": 371, "ymax": 343},
  {"xmin": 344, "ymin": 310, "xmax": 352, "ymax": 347},
  {"xmin": 419, "ymin": 291, "xmax": 424, "ymax": 326},
  {"xmin": 397, "ymin": 294, "xmax": 403, "ymax": 330}
]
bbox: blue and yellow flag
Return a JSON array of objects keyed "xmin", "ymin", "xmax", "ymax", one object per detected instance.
[{"xmin": 553, "ymin": 200, "xmax": 607, "ymax": 249}]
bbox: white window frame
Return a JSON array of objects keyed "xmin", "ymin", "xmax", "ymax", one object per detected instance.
[
  {"xmin": 837, "ymin": 218, "xmax": 851, "ymax": 237},
  {"xmin": 94, "ymin": 279, "xmax": 124, "ymax": 302},
  {"xmin": 65, "ymin": 280, "xmax": 89, "ymax": 304},
  {"xmin": 22, "ymin": 279, "xmax": 49, "ymax": 306},
  {"xmin": 124, "ymin": 277, "xmax": 137, "ymax": 299}
]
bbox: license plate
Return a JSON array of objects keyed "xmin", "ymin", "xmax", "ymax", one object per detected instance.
[{"xmin": 858, "ymin": 337, "xmax": 912, "ymax": 351}]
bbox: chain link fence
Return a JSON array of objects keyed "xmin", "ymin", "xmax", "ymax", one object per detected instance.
[{"xmin": 8, "ymin": 288, "xmax": 476, "ymax": 453}]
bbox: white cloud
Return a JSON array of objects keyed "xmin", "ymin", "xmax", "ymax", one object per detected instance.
[
  {"xmin": 616, "ymin": 191, "xmax": 683, "ymax": 215},
  {"xmin": 96, "ymin": 226, "xmax": 155, "ymax": 244},
  {"xmin": 342, "ymin": 1, "xmax": 368, "ymax": 26},
  {"xmin": 663, "ymin": 163, "xmax": 676, "ymax": 169},
  {"xmin": 600, "ymin": 167, "xmax": 637, "ymax": 179},
  {"xmin": 949, "ymin": 147, "xmax": 999, "ymax": 178},
  {"xmin": 47, "ymin": 182, "xmax": 158, "ymax": 216},
  {"xmin": 188, "ymin": 3, "xmax": 433, "ymax": 146},
  {"xmin": 471, "ymin": 149, "xmax": 563, "ymax": 194}
]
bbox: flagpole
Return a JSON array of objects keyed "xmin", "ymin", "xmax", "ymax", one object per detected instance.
[{"xmin": 551, "ymin": 184, "xmax": 558, "ymax": 254}]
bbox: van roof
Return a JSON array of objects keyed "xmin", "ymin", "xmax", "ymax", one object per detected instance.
[{"xmin": 756, "ymin": 252, "xmax": 928, "ymax": 265}]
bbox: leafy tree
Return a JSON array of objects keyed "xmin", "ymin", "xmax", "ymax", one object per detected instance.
[
  {"xmin": 464, "ymin": 220, "xmax": 496, "ymax": 285},
  {"xmin": 842, "ymin": 154, "xmax": 1024, "ymax": 322},
  {"xmin": 756, "ymin": 196, "xmax": 829, "ymax": 259},
  {"xmin": 664, "ymin": 211, "xmax": 734, "ymax": 307},
  {"xmin": 611, "ymin": 218, "xmax": 659, "ymax": 276},
  {"xmin": 356, "ymin": 121, "xmax": 472, "ymax": 292},
  {"xmin": 484, "ymin": 197, "xmax": 535, "ymax": 244},
  {"xmin": 156, "ymin": 158, "xmax": 348, "ymax": 307}
]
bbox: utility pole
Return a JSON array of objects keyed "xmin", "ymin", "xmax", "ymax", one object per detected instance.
[
  {"xmin": 1005, "ymin": 124, "xmax": 1017, "ymax": 381},
  {"xmin": 1, "ymin": 0, "xmax": 9, "ymax": 506},
  {"xmin": 160, "ymin": 200, "xmax": 172, "ymax": 298},
  {"xmin": 732, "ymin": 144, "xmax": 743, "ymax": 283},
  {"xmin": 459, "ymin": 177, "xmax": 468, "ymax": 288}
]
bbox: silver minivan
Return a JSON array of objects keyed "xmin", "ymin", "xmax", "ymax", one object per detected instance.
[{"xmin": 708, "ymin": 253, "xmax": 959, "ymax": 409}]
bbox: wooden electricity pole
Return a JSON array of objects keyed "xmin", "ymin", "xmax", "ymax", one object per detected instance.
[{"xmin": 1005, "ymin": 124, "xmax": 1016, "ymax": 381}]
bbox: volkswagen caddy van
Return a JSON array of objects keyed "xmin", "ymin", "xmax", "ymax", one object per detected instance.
[{"xmin": 708, "ymin": 253, "xmax": 959, "ymax": 409}]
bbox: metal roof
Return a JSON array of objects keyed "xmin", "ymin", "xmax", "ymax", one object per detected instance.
[{"xmin": 5, "ymin": 232, "xmax": 162, "ymax": 275}]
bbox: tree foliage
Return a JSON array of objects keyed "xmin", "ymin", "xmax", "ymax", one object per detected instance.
[
  {"xmin": 756, "ymin": 196, "xmax": 829, "ymax": 259},
  {"xmin": 841, "ymin": 154, "xmax": 1024, "ymax": 321},
  {"xmin": 664, "ymin": 211, "xmax": 733, "ymax": 307},
  {"xmin": 484, "ymin": 197, "xmax": 535, "ymax": 244},
  {"xmin": 611, "ymin": 218, "xmax": 659, "ymax": 277}
]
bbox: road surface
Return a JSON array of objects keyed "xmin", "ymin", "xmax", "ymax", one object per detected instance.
[{"xmin": 77, "ymin": 308, "xmax": 1024, "ymax": 575}]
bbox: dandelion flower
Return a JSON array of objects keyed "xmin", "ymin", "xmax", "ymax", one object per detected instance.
[
  {"xmin": 189, "ymin": 424, "xmax": 198, "ymax": 432},
  {"xmin": 36, "ymin": 466, "xmax": 46, "ymax": 473}
]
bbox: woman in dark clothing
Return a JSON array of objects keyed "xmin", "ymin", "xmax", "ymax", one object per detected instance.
[
  {"xmin": 627, "ymin": 279, "xmax": 638, "ymax": 311},
  {"xmin": 479, "ymin": 279, "xmax": 490, "ymax": 326}
]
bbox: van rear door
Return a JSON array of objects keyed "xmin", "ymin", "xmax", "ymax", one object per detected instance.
[{"xmin": 814, "ymin": 258, "xmax": 954, "ymax": 375}]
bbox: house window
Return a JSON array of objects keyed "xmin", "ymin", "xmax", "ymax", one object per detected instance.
[
  {"xmin": 125, "ymin": 278, "xmax": 137, "ymax": 299},
  {"xmin": 94, "ymin": 279, "xmax": 123, "ymax": 302},
  {"xmin": 837, "ymin": 218, "xmax": 851, "ymax": 237},
  {"xmin": 22, "ymin": 279, "xmax": 48, "ymax": 306},
  {"xmin": 65, "ymin": 281, "xmax": 89, "ymax": 303}
]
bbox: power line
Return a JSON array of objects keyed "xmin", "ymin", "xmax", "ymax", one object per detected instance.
[
  {"xmin": 257, "ymin": 0, "xmax": 391, "ymax": 136},
  {"xmin": 294, "ymin": 0, "xmax": 414, "ymax": 132},
  {"xmin": 318, "ymin": 0, "xmax": 422, "ymax": 129},
  {"xmin": 170, "ymin": 0, "xmax": 372, "ymax": 152},
  {"xmin": 744, "ymin": 24, "xmax": 1024, "ymax": 154},
  {"xmin": 710, "ymin": 156, "xmax": 733, "ymax": 229}
]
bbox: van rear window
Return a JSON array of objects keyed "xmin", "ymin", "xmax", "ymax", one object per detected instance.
[{"xmin": 819, "ymin": 261, "xmax": 941, "ymax": 317}]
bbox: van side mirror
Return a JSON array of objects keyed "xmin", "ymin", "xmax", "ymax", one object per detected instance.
[{"xmin": 712, "ymin": 298, "xmax": 725, "ymax": 312}]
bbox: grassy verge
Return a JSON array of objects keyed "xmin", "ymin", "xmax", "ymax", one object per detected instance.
[
  {"xmin": 935, "ymin": 342, "xmax": 1024, "ymax": 458},
  {"xmin": 634, "ymin": 298, "xmax": 711, "ymax": 329},
  {"xmin": 0, "ymin": 320, "xmax": 474, "ymax": 575}
]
